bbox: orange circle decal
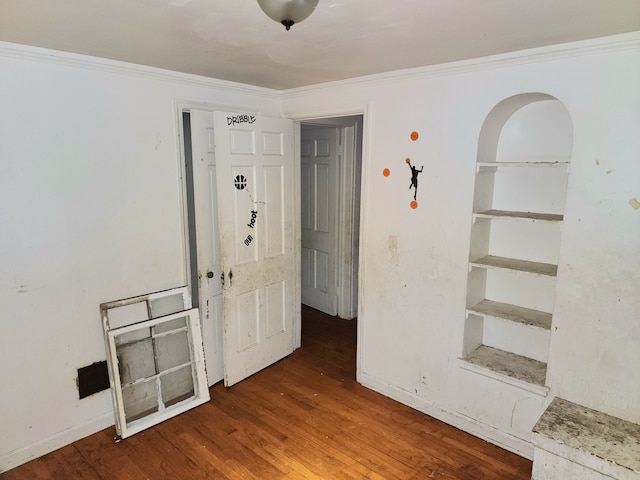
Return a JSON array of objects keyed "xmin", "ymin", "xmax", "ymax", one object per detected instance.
[
  {"xmin": 383, "ymin": 168, "xmax": 390, "ymax": 177},
  {"xmin": 410, "ymin": 131, "xmax": 419, "ymax": 141},
  {"xmin": 405, "ymin": 157, "xmax": 411, "ymax": 164},
  {"xmin": 410, "ymin": 200, "xmax": 418, "ymax": 209}
]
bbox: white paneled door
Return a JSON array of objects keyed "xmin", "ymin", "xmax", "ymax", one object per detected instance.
[
  {"xmin": 189, "ymin": 110, "xmax": 224, "ymax": 386},
  {"xmin": 301, "ymin": 126, "xmax": 339, "ymax": 316},
  {"xmin": 213, "ymin": 112, "xmax": 296, "ymax": 387}
]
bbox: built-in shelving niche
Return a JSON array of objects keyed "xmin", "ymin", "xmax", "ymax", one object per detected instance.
[{"xmin": 461, "ymin": 93, "xmax": 573, "ymax": 394}]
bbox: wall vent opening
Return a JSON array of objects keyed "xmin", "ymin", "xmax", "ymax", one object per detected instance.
[{"xmin": 77, "ymin": 361, "xmax": 110, "ymax": 399}]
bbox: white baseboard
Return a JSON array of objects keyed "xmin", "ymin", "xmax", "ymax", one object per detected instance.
[
  {"xmin": 0, "ymin": 413, "xmax": 114, "ymax": 474},
  {"xmin": 359, "ymin": 372, "xmax": 534, "ymax": 460}
]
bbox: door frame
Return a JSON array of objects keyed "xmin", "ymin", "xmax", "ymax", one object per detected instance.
[
  {"xmin": 174, "ymin": 101, "xmax": 303, "ymax": 355},
  {"xmin": 288, "ymin": 105, "xmax": 369, "ymax": 381},
  {"xmin": 300, "ymin": 118, "xmax": 362, "ymax": 319},
  {"xmin": 175, "ymin": 101, "xmax": 369, "ymax": 382},
  {"xmin": 300, "ymin": 124, "xmax": 341, "ymax": 316}
]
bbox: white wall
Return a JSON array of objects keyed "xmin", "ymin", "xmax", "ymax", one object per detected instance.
[
  {"xmin": 282, "ymin": 32, "xmax": 640, "ymax": 457},
  {"xmin": 2, "ymin": 32, "xmax": 638, "ymax": 471},
  {"xmin": 0, "ymin": 43, "xmax": 280, "ymax": 471}
]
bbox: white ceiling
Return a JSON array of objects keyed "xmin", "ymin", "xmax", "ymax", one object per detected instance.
[{"xmin": 1, "ymin": 0, "xmax": 639, "ymax": 90}]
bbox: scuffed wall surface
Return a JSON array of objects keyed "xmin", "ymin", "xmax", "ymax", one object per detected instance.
[
  {"xmin": 1, "ymin": 33, "xmax": 638, "ymax": 470},
  {"xmin": 283, "ymin": 33, "xmax": 640, "ymax": 454},
  {"xmin": 0, "ymin": 44, "xmax": 279, "ymax": 471}
]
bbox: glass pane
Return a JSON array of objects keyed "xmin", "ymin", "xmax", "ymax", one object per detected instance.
[
  {"xmin": 149, "ymin": 294, "xmax": 186, "ymax": 318},
  {"xmin": 122, "ymin": 379, "xmax": 159, "ymax": 424},
  {"xmin": 153, "ymin": 315, "xmax": 187, "ymax": 335},
  {"xmin": 160, "ymin": 365, "xmax": 195, "ymax": 408},
  {"xmin": 155, "ymin": 330, "xmax": 191, "ymax": 372},
  {"xmin": 114, "ymin": 327, "xmax": 152, "ymax": 347},
  {"xmin": 116, "ymin": 337, "xmax": 156, "ymax": 384},
  {"xmin": 107, "ymin": 302, "xmax": 149, "ymax": 329}
]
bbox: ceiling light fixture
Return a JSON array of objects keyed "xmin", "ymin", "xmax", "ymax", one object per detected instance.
[{"xmin": 257, "ymin": 0, "xmax": 319, "ymax": 31}]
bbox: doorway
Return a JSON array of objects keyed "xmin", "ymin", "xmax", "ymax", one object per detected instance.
[
  {"xmin": 300, "ymin": 115, "xmax": 363, "ymax": 320},
  {"xmin": 181, "ymin": 109, "xmax": 224, "ymax": 386},
  {"xmin": 179, "ymin": 108, "xmax": 364, "ymax": 388},
  {"xmin": 180, "ymin": 107, "xmax": 298, "ymax": 388}
]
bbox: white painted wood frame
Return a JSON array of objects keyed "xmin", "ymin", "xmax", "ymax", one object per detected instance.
[{"xmin": 100, "ymin": 287, "xmax": 209, "ymax": 439}]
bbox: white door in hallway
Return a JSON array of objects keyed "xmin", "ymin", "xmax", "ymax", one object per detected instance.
[
  {"xmin": 189, "ymin": 109, "xmax": 224, "ymax": 385},
  {"xmin": 301, "ymin": 125, "xmax": 339, "ymax": 316},
  {"xmin": 213, "ymin": 111, "xmax": 296, "ymax": 387}
]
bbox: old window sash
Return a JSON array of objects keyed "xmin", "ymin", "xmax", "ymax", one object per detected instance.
[{"xmin": 100, "ymin": 287, "xmax": 209, "ymax": 439}]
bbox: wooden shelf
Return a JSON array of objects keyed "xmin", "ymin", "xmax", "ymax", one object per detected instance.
[
  {"xmin": 477, "ymin": 161, "xmax": 569, "ymax": 168},
  {"xmin": 467, "ymin": 299, "xmax": 552, "ymax": 330},
  {"xmin": 470, "ymin": 255, "xmax": 557, "ymax": 277},
  {"xmin": 474, "ymin": 209, "xmax": 563, "ymax": 223},
  {"xmin": 462, "ymin": 345, "xmax": 548, "ymax": 390},
  {"xmin": 464, "ymin": 97, "xmax": 572, "ymax": 398}
]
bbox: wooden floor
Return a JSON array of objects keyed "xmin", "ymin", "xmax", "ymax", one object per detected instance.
[{"xmin": 2, "ymin": 306, "xmax": 532, "ymax": 479}]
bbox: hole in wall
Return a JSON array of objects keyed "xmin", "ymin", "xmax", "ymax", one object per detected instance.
[{"xmin": 77, "ymin": 361, "xmax": 110, "ymax": 399}]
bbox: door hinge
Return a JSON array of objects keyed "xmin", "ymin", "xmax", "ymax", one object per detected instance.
[{"xmin": 221, "ymin": 269, "xmax": 232, "ymax": 287}]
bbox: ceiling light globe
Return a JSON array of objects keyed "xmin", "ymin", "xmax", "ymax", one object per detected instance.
[{"xmin": 257, "ymin": 0, "xmax": 319, "ymax": 30}]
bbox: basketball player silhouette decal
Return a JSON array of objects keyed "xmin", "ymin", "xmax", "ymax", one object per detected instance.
[
  {"xmin": 407, "ymin": 158, "xmax": 423, "ymax": 201},
  {"xmin": 382, "ymin": 131, "xmax": 424, "ymax": 209}
]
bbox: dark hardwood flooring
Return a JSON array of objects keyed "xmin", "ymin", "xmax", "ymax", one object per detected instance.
[{"xmin": 2, "ymin": 306, "xmax": 532, "ymax": 479}]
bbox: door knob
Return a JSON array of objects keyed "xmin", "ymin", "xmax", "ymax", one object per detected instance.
[{"xmin": 206, "ymin": 271, "xmax": 214, "ymax": 279}]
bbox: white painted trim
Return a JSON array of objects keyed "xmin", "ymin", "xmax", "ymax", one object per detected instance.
[
  {"xmin": 281, "ymin": 32, "xmax": 640, "ymax": 97},
  {"xmin": 355, "ymin": 104, "xmax": 372, "ymax": 385},
  {"xmin": 337, "ymin": 124, "xmax": 357, "ymax": 319},
  {"xmin": 359, "ymin": 372, "xmax": 535, "ymax": 460},
  {"xmin": 285, "ymin": 105, "xmax": 369, "ymax": 121},
  {"xmin": 3, "ymin": 33, "xmax": 637, "ymax": 100},
  {"xmin": 293, "ymin": 120, "xmax": 302, "ymax": 349},
  {"xmin": 287, "ymin": 104, "xmax": 371, "ymax": 384},
  {"xmin": 291, "ymin": 107, "xmax": 369, "ymax": 328},
  {"xmin": 297, "ymin": 116, "xmax": 362, "ymax": 319},
  {"xmin": 0, "ymin": 41, "xmax": 280, "ymax": 97},
  {"xmin": 174, "ymin": 102, "xmax": 193, "ymax": 295},
  {"xmin": 175, "ymin": 100, "xmax": 261, "ymax": 115},
  {"xmin": 299, "ymin": 123, "xmax": 342, "ymax": 316},
  {"xmin": 0, "ymin": 412, "xmax": 114, "ymax": 474}
]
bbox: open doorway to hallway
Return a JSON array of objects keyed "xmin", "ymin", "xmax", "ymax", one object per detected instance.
[{"xmin": 300, "ymin": 115, "xmax": 363, "ymax": 320}]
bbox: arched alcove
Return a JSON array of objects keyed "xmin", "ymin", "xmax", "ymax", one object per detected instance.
[{"xmin": 462, "ymin": 94, "xmax": 573, "ymax": 393}]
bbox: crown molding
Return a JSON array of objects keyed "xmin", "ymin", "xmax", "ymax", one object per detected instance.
[
  {"xmin": 0, "ymin": 41, "xmax": 280, "ymax": 98},
  {"xmin": 281, "ymin": 31, "xmax": 640, "ymax": 98},
  {"xmin": 3, "ymin": 31, "xmax": 639, "ymax": 99}
]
